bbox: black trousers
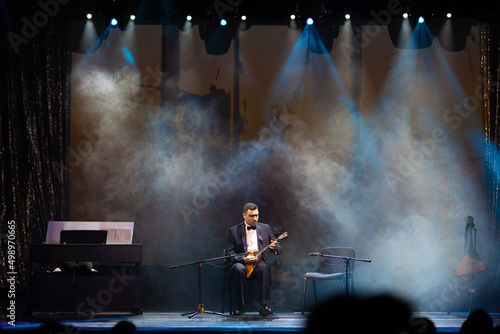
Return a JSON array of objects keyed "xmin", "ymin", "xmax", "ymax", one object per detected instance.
[{"xmin": 229, "ymin": 261, "xmax": 270, "ymax": 310}]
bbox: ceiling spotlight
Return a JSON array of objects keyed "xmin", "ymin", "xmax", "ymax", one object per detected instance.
[
  {"xmin": 403, "ymin": 13, "xmax": 408, "ymax": 19},
  {"xmin": 130, "ymin": 15, "xmax": 136, "ymax": 21},
  {"xmin": 220, "ymin": 19, "xmax": 227, "ymax": 26},
  {"xmin": 306, "ymin": 17, "xmax": 314, "ymax": 25},
  {"xmin": 446, "ymin": 13, "xmax": 452, "ymax": 18},
  {"xmin": 111, "ymin": 18, "xmax": 118, "ymax": 26},
  {"xmin": 86, "ymin": 13, "xmax": 92, "ymax": 19},
  {"xmin": 187, "ymin": 15, "xmax": 192, "ymax": 21},
  {"xmin": 241, "ymin": 15, "xmax": 247, "ymax": 21},
  {"xmin": 290, "ymin": 14, "xmax": 296, "ymax": 20},
  {"xmin": 345, "ymin": 14, "xmax": 350, "ymax": 20},
  {"xmin": 418, "ymin": 16, "xmax": 424, "ymax": 23}
]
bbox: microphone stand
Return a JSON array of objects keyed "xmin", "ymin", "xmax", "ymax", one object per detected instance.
[
  {"xmin": 169, "ymin": 253, "xmax": 245, "ymax": 318},
  {"xmin": 309, "ymin": 253, "xmax": 371, "ymax": 296}
]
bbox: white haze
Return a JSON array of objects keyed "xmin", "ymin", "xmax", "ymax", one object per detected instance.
[{"xmin": 69, "ymin": 24, "xmax": 493, "ymax": 311}]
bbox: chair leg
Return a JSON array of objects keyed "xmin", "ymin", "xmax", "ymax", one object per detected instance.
[
  {"xmin": 222, "ymin": 277, "xmax": 226, "ymax": 313},
  {"xmin": 269, "ymin": 283, "xmax": 273, "ymax": 310},
  {"xmin": 313, "ymin": 280, "xmax": 317, "ymax": 306},
  {"xmin": 229, "ymin": 279, "xmax": 232, "ymax": 315},
  {"xmin": 301, "ymin": 277, "xmax": 307, "ymax": 315}
]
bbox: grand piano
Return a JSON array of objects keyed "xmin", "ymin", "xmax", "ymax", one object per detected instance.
[{"xmin": 29, "ymin": 222, "xmax": 142, "ymax": 314}]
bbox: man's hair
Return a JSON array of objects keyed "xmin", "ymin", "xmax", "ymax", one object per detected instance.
[{"xmin": 242, "ymin": 202, "xmax": 258, "ymax": 214}]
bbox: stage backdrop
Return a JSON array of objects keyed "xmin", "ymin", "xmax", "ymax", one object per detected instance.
[{"xmin": 69, "ymin": 19, "xmax": 495, "ymax": 312}]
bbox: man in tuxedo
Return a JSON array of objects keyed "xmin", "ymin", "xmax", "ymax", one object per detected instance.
[{"xmin": 226, "ymin": 203, "xmax": 282, "ymax": 316}]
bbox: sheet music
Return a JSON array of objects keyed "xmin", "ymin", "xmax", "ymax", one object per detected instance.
[{"xmin": 46, "ymin": 221, "xmax": 134, "ymax": 244}]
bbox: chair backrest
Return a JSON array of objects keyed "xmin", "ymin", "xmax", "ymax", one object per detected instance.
[{"xmin": 317, "ymin": 247, "xmax": 355, "ymax": 274}]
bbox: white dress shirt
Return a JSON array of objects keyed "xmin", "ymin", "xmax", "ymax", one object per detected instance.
[{"xmin": 245, "ymin": 223, "xmax": 259, "ymax": 253}]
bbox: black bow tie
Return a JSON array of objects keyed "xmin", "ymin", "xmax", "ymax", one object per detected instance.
[{"xmin": 247, "ymin": 225, "xmax": 256, "ymax": 230}]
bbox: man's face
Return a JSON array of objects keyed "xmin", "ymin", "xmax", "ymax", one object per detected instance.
[{"xmin": 243, "ymin": 208, "xmax": 259, "ymax": 227}]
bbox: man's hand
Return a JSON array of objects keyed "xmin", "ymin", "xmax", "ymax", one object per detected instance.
[
  {"xmin": 244, "ymin": 255, "xmax": 259, "ymax": 264},
  {"xmin": 269, "ymin": 240, "xmax": 278, "ymax": 250}
]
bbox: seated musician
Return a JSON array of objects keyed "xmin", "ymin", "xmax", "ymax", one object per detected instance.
[{"xmin": 225, "ymin": 203, "xmax": 282, "ymax": 316}]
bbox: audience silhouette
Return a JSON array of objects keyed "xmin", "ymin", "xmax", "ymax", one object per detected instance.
[
  {"xmin": 38, "ymin": 320, "xmax": 78, "ymax": 334},
  {"xmin": 305, "ymin": 294, "xmax": 437, "ymax": 334},
  {"xmin": 460, "ymin": 309, "xmax": 494, "ymax": 334},
  {"xmin": 36, "ymin": 320, "xmax": 137, "ymax": 334},
  {"xmin": 110, "ymin": 320, "xmax": 136, "ymax": 334}
]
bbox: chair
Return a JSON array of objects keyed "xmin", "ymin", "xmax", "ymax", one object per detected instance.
[{"xmin": 301, "ymin": 247, "xmax": 355, "ymax": 314}]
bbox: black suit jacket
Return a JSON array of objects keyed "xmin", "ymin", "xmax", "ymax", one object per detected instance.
[{"xmin": 226, "ymin": 222, "xmax": 282, "ymax": 266}]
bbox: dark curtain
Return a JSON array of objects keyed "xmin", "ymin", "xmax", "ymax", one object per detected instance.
[
  {"xmin": 481, "ymin": 20, "xmax": 500, "ymax": 308},
  {"xmin": 0, "ymin": 4, "xmax": 71, "ymax": 308}
]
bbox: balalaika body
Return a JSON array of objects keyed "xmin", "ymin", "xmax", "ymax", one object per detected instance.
[{"xmin": 244, "ymin": 232, "xmax": 288, "ymax": 278}]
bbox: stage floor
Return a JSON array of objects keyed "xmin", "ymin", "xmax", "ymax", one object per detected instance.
[{"xmin": 2, "ymin": 311, "xmax": 500, "ymax": 333}]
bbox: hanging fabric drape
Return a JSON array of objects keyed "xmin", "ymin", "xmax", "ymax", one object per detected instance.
[
  {"xmin": 480, "ymin": 20, "xmax": 500, "ymax": 299},
  {"xmin": 0, "ymin": 13, "xmax": 71, "ymax": 291}
]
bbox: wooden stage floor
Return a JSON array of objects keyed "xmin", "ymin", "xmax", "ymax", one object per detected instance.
[{"xmin": 2, "ymin": 311, "xmax": 500, "ymax": 333}]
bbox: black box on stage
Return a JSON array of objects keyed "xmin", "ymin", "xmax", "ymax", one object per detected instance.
[
  {"xmin": 29, "ymin": 275, "xmax": 142, "ymax": 314},
  {"xmin": 29, "ymin": 244, "xmax": 142, "ymax": 314}
]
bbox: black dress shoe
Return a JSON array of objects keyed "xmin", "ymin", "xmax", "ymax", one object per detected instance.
[
  {"xmin": 258, "ymin": 304, "xmax": 272, "ymax": 316},
  {"xmin": 233, "ymin": 309, "xmax": 245, "ymax": 316}
]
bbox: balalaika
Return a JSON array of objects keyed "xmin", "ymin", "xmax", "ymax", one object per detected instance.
[{"xmin": 245, "ymin": 232, "xmax": 288, "ymax": 278}]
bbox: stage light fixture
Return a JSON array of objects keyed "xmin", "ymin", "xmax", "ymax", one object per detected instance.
[
  {"xmin": 241, "ymin": 15, "xmax": 246, "ymax": 21},
  {"xmin": 447, "ymin": 13, "xmax": 452, "ymax": 18},
  {"xmin": 111, "ymin": 18, "xmax": 118, "ymax": 26},
  {"xmin": 130, "ymin": 15, "xmax": 136, "ymax": 21},
  {"xmin": 220, "ymin": 19, "xmax": 227, "ymax": 26},
  {"xmin": 306, "ymin": 17, "xmax": 313, "ymax": 25},
  {"xmin": 345, "ymin": 14, "xmax": 351, "ymax": 20},
  {"xmin": 403, "ymin": 13, "xmax": 408, "ymax": 19},
  {"xmin": 418, "ymin": 16, "xmax": 424, "ymax": 23},
  {"xmin": 290, "ymin": 14, "xmax": 296, "ymax": 20},
  {"xmin": 86, "ymin": 13, "xmax": 92, "ymax": 19},
  {"xmin": 187, "ymin": 15, "xmax": 192, "ymax": 21}
]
